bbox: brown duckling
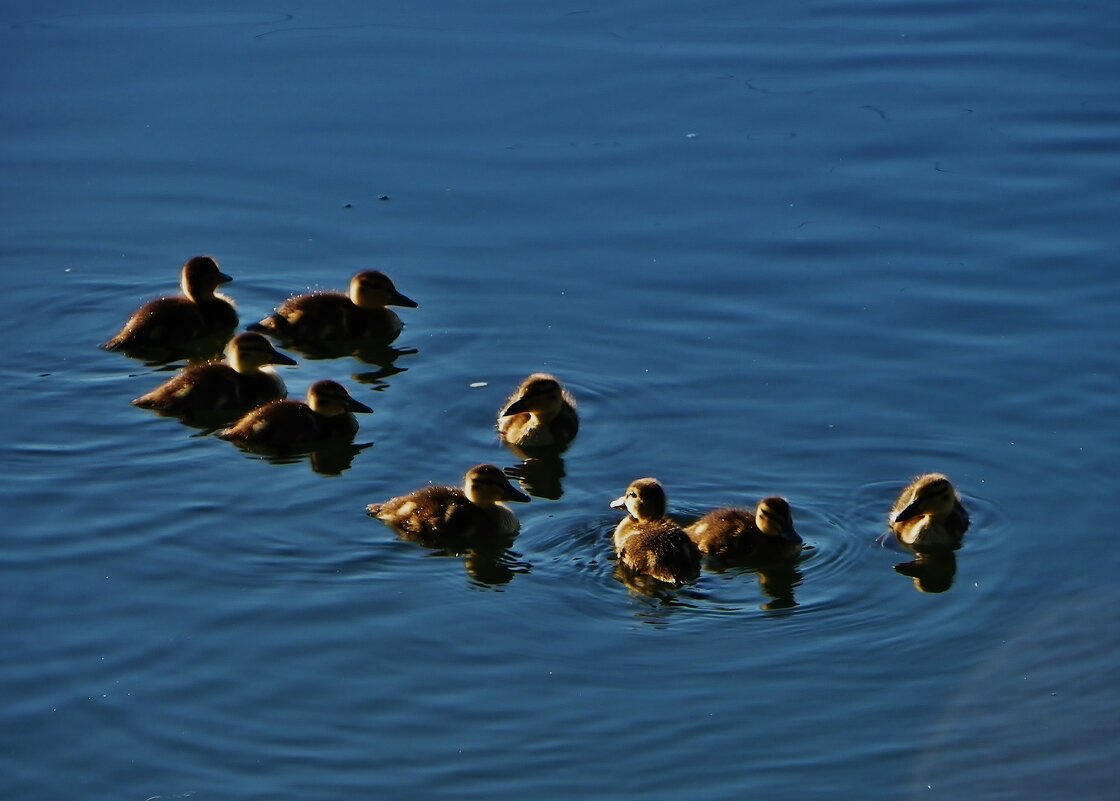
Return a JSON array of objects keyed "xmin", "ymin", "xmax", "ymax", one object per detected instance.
[
  {"xmin": 252, "ymin": 270, "xmax": 417, "ymax": 343},
  {"xmin": 133, "ymin": 332, "xmax": 296, "ymax": 416},
  {"xmin": 498, "ymin": 373, "xmax": 579, "ymax": 449},
  {"xmin": 889, "ymin": 472, "xmax": 970, "ymax": 549},
  {"xmin": 103, "ymin": 256, "xmax": 236, "ymax": 352},
  {"xmin": 610, "ymin": 478, "xmax": 700, "ymax": 585},
  {"xmin": 367, "ymin": 464, "xmax": 530, "ymax": 539},
  {"xmin": 686, "ymin": 496, "xmax": 803, "ymax": 561},
  {"xmin": 217, "ymin": 379, "xmax": 371, "ymax": 451}
]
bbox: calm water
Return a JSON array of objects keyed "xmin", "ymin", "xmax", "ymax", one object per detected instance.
[{"xmin": 2, "ymin": 1, "xmax": 1118, "ymax": 799}]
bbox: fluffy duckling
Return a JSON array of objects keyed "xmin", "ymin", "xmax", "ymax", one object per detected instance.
[
  {"xmin": 133, "ymin": 332, "xmax": 297, "ymax": 416},
  {"xmin": 217, "ymin": 379, "xmax": 371, "ymax": 451},
  {"xmin": 889, "ymin": 473, "xmax": 970, "ymax": 549},
  {"xmin": 498, "ymin": 373, "xmax": 579, "ymax": 449},
  {"xmin": 252, "ymin": 270, "xmax": 417, "ymax": 343},
  {"xmin": 103, "ymin": 256, "xmax": 236, "ymax": 352},
  {"xmin": 610, "ymin": 478, "xmax": 700, "ymax": 585},
  {"xmin": 686, "ymin": 496, "xmax": 803, "ymax": 561},
  {"xmin": 367, "ymin": 464, "xmax": 530, "ymax": 539}
]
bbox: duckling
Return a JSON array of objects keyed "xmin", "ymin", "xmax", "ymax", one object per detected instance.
[
  {"xmin": 498, "ymin": 373, "xmax": 579, "ymax": 449},
  {"xmin": 610, "ymin": 478, "xmax": 700, "ymax": 585},
  {"xmin": 252, "ymin": 270, "xmax": 417, "ymax": 343},
  {"xmin": 686, "ymin": 496, "xmax": 803, "ymax": 561},
  {"xmin": 132, "ymin": 332, "xmax": 297, "ymax": 416},
  {"xmin": 103, "ymin": 256, "xmax": 236, "ymax": 352},
  {"xmin": 889, "ymin": 473, "xmax": 970, "ymax": 549},
  {"xmin": 367, "ymin": 464, "xmax": 530, "ymax": 539},
  {"xmin": 217, "ymin": 379, "xmax": 371, "ymax": 451}
]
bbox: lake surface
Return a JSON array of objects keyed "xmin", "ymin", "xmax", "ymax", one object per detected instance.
[{"xmin": 2, "ymin": 1, "xmax": 1118, "ymax": 799}]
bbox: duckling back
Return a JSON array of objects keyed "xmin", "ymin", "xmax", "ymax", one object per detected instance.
[
  {"xmin": 368, "ymin": 485, "xmax": 491, "ymax": 541},
  {"xmin": 133, "ymin": 363, "xmax": 283, "ymax": 415},
  {"xmin": 615, "ymin": 520, "xmax": 701, "ymax": 585}
]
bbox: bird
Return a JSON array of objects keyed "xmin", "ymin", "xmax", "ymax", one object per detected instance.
[
  {"xmin": 610, "ymin": 478, "xmax": 700, "ymax": 585},
  {"xmin": 251, "ymin": 270, "xmax": 417, "ymax": 344},
  {"xmin": 497, "ymin": 373, "xmax": 579, "ymax": 450},
  {"xmin": 367, "ymin": 464, "xmax": 530, "ymax": 539},
  {"xmin": 132, "ymin": 332, "xmax": 296, "ymax": 417},
  {"xmin": 217, "ymin": 379, "xmax": 371, "ymax": 452},
  {"xmin": 103, "ymin": 255, "xmax": 237, "ymax": 353},
  {"xmin": 686, "ymin": 496, "xmax": 803, "ymax": 561},
  {"xmin": 889, "ymin": 473, "xmax": 970, "ymax": 549}
]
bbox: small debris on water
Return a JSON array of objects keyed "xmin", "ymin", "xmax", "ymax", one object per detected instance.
[{"xmin": 469, "ymin": 382, "xmax": 488, "ymax": 388}]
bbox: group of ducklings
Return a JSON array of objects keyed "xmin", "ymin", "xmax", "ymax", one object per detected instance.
[{"xmin": 106, "ymin": 256, "xmax": 971, "ymax": 589}]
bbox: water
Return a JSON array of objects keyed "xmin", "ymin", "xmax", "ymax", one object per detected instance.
[{"xmin": 2, "ymin": 1, "xmax": 1118, "ymax": 799}]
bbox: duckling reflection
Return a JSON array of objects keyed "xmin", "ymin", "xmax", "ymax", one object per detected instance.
[
  {"xmin": 610, "ymin": 478, "xmax": 701, "ymax": 586},
  {"xmin": 686, "ymin": 496, "xmax": 804, "ymax": 562},
  {"xmin": 251, "ymin": 270, "xmax": 417, "ymax": 346},
  {"xmin": 503, "ymin": 454, "xmax": 567, "ymax": 500},
  {"xmin": 103, "ymin": 255, "xmax": 237, "ymax": 357},
  {"xmin": 367, "ymin": 464, "xmax": 530, "ymax": 541},
  {"xmin": 133, "ymin": 333, "xmax": 296, "ymax": 421},
  {"xmin": 498, "ymin": 373, "xmax": 579, "ymax": 453},
  {"xmin": 217, "ymin": 379, "xmax": 372, "ymax": 455},
  {"xmin": 889, "ymin": 473, "xmax": 970, "ymax": 549},
  {"xmin": 893, "ymin": 550, "xmax": 957, "ymax": 594}
]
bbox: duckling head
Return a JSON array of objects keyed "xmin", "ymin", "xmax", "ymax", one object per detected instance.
[
  {"xmin": 349, "ymin": 270, "xmax": 419, "ymax": 310},
  {"xmin": 226, "ymin": 332, "xmax": 297, "ymax": 373},
  {"xmin": 610, "ymin": 477, "xmax": 667, "ymax": 522},
  {"xmin": 890, "ymin": 473, "xmax": 959, "ymax": 526},
  {"xmin": 463, "ymin": 464, "xmax": 531, "ymax": 507},
  {"xmin": 306, "ymin": 379, "xmax": 373, "ymax": 417},
  {"xmin": 180, "ymin": 255, "xmax": 232, "ymax": 302},
  {"xmin": 755, "ymin": 496, "xmax": 802, "ymax": 544},
  {"xmin": 500, "ymin": 373, "xmax": 568, "ymax": 422}
]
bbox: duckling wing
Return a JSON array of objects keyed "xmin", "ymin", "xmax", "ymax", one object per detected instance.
[
  {"xmin": 218, "ymin": 400, "xmax": 318, "ymax": 447},
  {"xmin": 104, "ymin": 296, "xmax": 209, "ymax": 350},
  {"xmin": 133, "ymin": 363, "xmax": 241, "ymax": 412},
  {"xmin": 371, "ymin": 486, "xmax": 483, "ymax": 540}
]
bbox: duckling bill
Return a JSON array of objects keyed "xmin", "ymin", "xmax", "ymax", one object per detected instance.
[
  {"xmin": 103, "ymin": 255, "xmax": 236, "ymax": 353},
  {"xmin": 686, "ymin": 496, "xmax": 803, "ymax": 562},
  {"xmin": 217, "ymin": 379, "xmax": 371, "ymax": 452},
  {"xmin": 368, "ymin": 464, "xmax": 530, "ymax": 539},
  {"xmin": 498, "ymin": 373, "xmax": 579, "ymax": 450},
  {"xmin": 610, "ymin": 477, "xmax": 700, "ymax": 585},
  {"xmin": 889, "ymin": 472, "xmax": 969, "ymax": 549},
  {"xmin": 252, "ymin": 270, "xmax": 417, "ymax": 344},
  {"xmin": 133, "ymin": 332, "xmax": 296, "ymax": 417}
]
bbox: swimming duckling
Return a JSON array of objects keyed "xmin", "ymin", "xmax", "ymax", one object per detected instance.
[
  {"xmin": 367, "ymin": 464, "xmax": 530, "ymax": 539},
  {"xmin": 686, "ymin": 496, "xmax": 803, "ymax": 561},
  {"xmin": 610, "ymin": 478, "xmax": 700, "ymax": 585},
  {"xmin": 889, "ymin": 473, "xmax": 970, "ymax": 549},
  {"xmin": 132, "ymin": 332, "xmax": 297, "ymax": 416},
  {"xmin": 498, "ymin": 373, "xmax": 579, "ymax": 450},
  {"xmin": 252, "ymin": 270, "xmax": 418, "ymax": 343},
  {"xmin": 103, "ymin": 256, "xmax": 236, "ymax": 352},
  {"xmin": 217, "ymin": 379, "xmax": 371, "ymax": 451}
]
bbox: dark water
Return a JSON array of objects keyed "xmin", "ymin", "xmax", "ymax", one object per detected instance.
[{"xmin": 2, "ymin": 1, "xmax": 1118, "ymax": 799}]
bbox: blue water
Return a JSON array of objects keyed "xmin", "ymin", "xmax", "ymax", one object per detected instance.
[{"xmin": 2, "ymin": 2, "xmax": 1118, "ymax": 799}]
